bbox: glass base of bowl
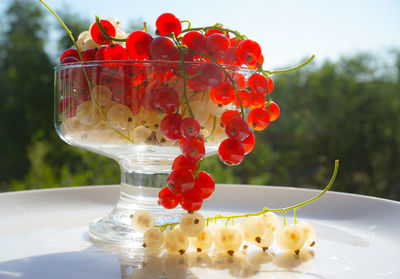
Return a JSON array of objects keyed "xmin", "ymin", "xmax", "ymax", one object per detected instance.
[{"xmin": 89, "ymin": 171, "xmax": 185, "ymax": 246}]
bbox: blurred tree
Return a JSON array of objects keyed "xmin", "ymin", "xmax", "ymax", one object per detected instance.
[{"xmin": 0, "ymin": 0, "xmax": 53, "ymax": 188}]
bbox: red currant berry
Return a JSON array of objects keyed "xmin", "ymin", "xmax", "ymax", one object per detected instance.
[
  {"xmin": 148, "ymin": 36, "xmax": 179, "ymax": 61},
  {"xmin": 248, "ymin": 92, "xmax": 266, "ymax": 109},
  {"xmin": 104, "ymin": 44, "xmax": 129, "ymax": 60},
  {"xmin": 156, "ymin": 13, "xmax": 182, "ymax": 36},
  {"xmin": 204, "ymin": 33, "xmax": 229, "ymax": 62},
  {"xmin": 167, "ymin": 169, "xmax": 194, "ymax": 195},
  {"xmin": 232, "ymin": 89, "xmax": 249, "ymax": 108},
  {"xmin": 218, "ymin": 138, "xmax": 245, "ymax": 166},
  {"xmin": 161, "ymin": 113, "xmax": 182, "ymax": 140},
  {"xmin": 60, "ymin": 48, "xmax": 80, "ymax": 63},
  {"xmin": 225, "ymin": 117, "xmax": 250, "ymax": 141},
  {"xmin": 242, "ymin": 130, "xmax": 255, "ymax": 155},
  {"xmin": 247, "ymin": 107, "xmax": 270, "ymax": 131},
  {"xmin": 189, "ymin": 62, "xmax": 223, "ymax": 91},
  {"xmin": 247, "ymin": 73, "xmax": 268, "ymax": 94},
  {"xmin": 236, "ymin": 39, "xmax": 262, "ymax": 68},
  {"xmin": 90, "ymin": 19, "xmax": 116, "ymax": 45},
  {"xmin": 229, "ymin": 37, "xmax": 241, "ymax": 46},
  {"xmin": 172, "ymin": 155, "xmax": 198, "ymax": 174},
  {"xmin": 206, "ymin": 28, "xmax": 230, "ymax": 38},
  {"xmin": 267, "ymin": 101, "xmax": 280, "ymax": 121},
  {"xmin": 61, "ymin": 56, "xmax": 79, "ymax": 64},
  {"xmin": 179, "ymin": 135, "xmax": 204, "ymax": 150},
  {"xmin": 95, "ymin": 46, "xmax": 107, "ymax": 60},
  {"xmin": 182, "ymin": 31, "xmax": 206, "ymax": 52},
  {"xmin": 210, "ymin": 81, "xmax": 235, "ymax": 105},
  {"xmin": 180, "ymin": 193, "xmax": 203, "ymax": 211},
  {"xmin": 194, "ymin": 171, "xmax": 215, "ymax": 200},
  {"xmin": 223, "ymin": 46, "xmax": 241, "ymax": 66},
  {"xmin": 232, "ymin": 73, "xmax": 246, "ymax": 89},
  {"xmin": 180, "ymin": 117, "xmax": 200, "ymax": 139},
  {"xmin": 221, "ymin": 110, "xmax": 240, "ymax": 127},
  {"xmin": 82, "ymin": 48, "xmax": 96, "ymax": 61},
  {"xmin": 181, "ymin": 138, "xmax": 205, "ymax": 162},
  {"xmin": 158, "ymin": 187, "xmax": 181, "ymax": 209},
  {"xmin": 154, "ymin": 87, "xmax": 179, "ymax": 113},
  {"xmin": 266, "ymin": 77, "xmax": 274, "ymax": 94},
  {"xmin": 126, "ymin": 31, "xmax": 153, "ymax": 60},
  {"xmin": 125, "ymin": 89, "xmax": 141, "ymax": 115}
]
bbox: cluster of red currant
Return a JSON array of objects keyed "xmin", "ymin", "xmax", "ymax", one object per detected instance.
[{"xmin": 59, "ymin": 12, "xmax": 283, "ymax": 212}]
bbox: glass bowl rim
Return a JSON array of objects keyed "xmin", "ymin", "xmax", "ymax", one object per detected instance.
[{"xmin": 54, "ymin": 59, "xmax": 256, "ymax": 73}]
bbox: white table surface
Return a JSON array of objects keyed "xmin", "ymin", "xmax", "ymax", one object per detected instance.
[{"xmin": 0, "ymin": 184, "xmax": 399, "ymax": 279}]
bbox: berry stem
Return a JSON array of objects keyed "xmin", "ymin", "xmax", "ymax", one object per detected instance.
[
  {"xmin": 156, "ymin": 159, "xmax": 339, "ymax": 231},
  {"xmin": 260, "ymin": 54, "xmax": 315, "ymax": 76}
]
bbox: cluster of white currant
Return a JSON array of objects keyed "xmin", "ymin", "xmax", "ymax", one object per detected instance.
[{"xmin": 131, "ymin": 210, "xmax": 316, "ymax": 256}]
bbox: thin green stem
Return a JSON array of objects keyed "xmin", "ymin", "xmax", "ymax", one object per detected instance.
[
  {"xmin": 181, "ymin": 20, "xmax": 191, "ymax": 29},
  {"xmin": 262, "ymin": 54, "xmax": 315, "ymax": 76},
  {"xmin": 156, "ymin": 160, "xmax": 339, "ymax": 231}
]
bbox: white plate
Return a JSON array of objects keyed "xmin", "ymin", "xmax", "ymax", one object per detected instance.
[{"xmin": 0, "ymin": 184, "xmax": 399, "ymax": 279}]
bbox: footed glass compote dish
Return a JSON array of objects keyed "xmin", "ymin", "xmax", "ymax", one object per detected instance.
[{"xmin": 54, "ymin": 60, "xmax": 253, "ymax": 245}]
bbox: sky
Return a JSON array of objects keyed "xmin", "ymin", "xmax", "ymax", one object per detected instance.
[{"xmin": 2, "ymin": 0, "xmax": 400, "ymax": 68}]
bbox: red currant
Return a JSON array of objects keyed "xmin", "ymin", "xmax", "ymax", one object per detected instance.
[
  {"xmin": 126, "ymin": 31, "xmax": 153, "ymax": 60},
  {"xmin": 180, "ymin": 117, "xmax": 200, "ymax": 139},
  {"xmin": 248, "ymin": 92, "xmax": 266, "ymax": 109},
  {"xmin": 156, "ymin": 13, "xmax": 182, "ymax": 36},
  {"xmin": 242, "ymin": 130, "xmax": 255, "ymax": 155},
  {"xmin": 204, "ymin": 33, "xmax": 229, "ymax": 62},
  {"xmin": 148, "ymin": 36, "xmax": 179, "ymax": 61},
  {"xmin": 167, "ymin": 169, "xmax": 194, "ymax": 195},
  {"xmin": 247, "ymin": 73, "xmax": 268, "ymax": 94},
  {"xmin": 232, "ymin": 73, "xmax": 246, "ymax": 89},
  {"xmin": 90, "ymin": 19, "xmax": 116, "ymax": 45},
  {"xmin": 205, "ymin": 28, "xmax": 229, "ymax": 38},
  {"xmin": 193, "ymin": 171, "xmax": 215, "ymax": 200},
  {"xmin": 236, "ymin": 39, "xmax": 262, "ymax": 68},
  {"xmin": 60, "ymin": 48, "xmax": 80, "ymax": 63},
  {"xmin": 218, "ymin": 138, "xmax": 245, "ymax": 166},
  {"xmin": 161, "ymin": 113, "xmax": 182, "ymax": 140},
  {"xmin": 221, "ymin": 110, "xmax": 240, "ymax": 127},
  {"xmin": 223, "ymin": 46, "xmax": 241, "ymax": 66},
  {"xmin": 232, "ymin": 89, "xmax": 249, "ymax": 108},
  {"xmin": 104, "ymin": 44, "xmax": 129, "ymax": 60},
  {"xmin": 172, "ymin": 155, "xmax": 198, "ymax": 174},
  {"xmin": 247, "ymin": 107, "xmax": 270, "ymax": 131},
  {"xmin": 189, "ymin": 62, "xmax": 222, "ymax": 91},
  {"xmin": 210, "ymin": 81, "xmax": 234, "ymax": 105},
  {"xmin": 95, "ymin": 46, "xmax": 107, "ymax": 60},
  {"xmin": 267, "ymin": 101, "xmax": 280, "ymax": 121},
  {"xmin": 181, "ymin": 138, "xmax": 205, "ymax": 162},
  {"xmin": 182, "ymin": 31, "xmax": 206, "ymax": 52},
  {"xmin": 154, "ymin": 87, "xmax": 179, "ymax": 113},
  {"xmin": 82, "ymin": 48, "xmax": 96, "ymax": 61},
  {"xmin": 180, "ymin": 193, "xmax": 203, "ymax": 211},
  {"xmin": 225, "ymin": 117, "xmax": 250, "ymax": 141},
  {"xmin": 61, "ymin": 56, "xmax": 79, "ymax": 64},
  {"xmin": 158, "ymin": 187, "xmax": 181, "ymax": 209}
]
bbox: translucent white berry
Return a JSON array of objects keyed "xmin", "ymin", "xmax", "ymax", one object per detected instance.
[
  {"xmin": 298, "ymin": 221, "xmax": 316, "ymax": 247},
  {"xmin": 214, "ymin": 227, "xmax": 242, "ymax": 255},
  {"xmin": 76, "ymin": 101, "xmax": 100, "ymax": 126},
  {"xmin": 191, "ymin": 101, "xmax": 210, "ymax": 124},
  {"xmin": 163, "ymin": 253, "xmax": 189, "ymax": 278},
  {"xmin": 156, "ymin": 127, "xmax": 175, "ymax": 146},
  {"xmin": 164, "ymin": 228, "xmax": 189, "ymax": 255},
  {"xmin": 239, "ymin": 216, "xmax": 269, "ymax": 245},
  {"xmin": 82, "ymin": 38, "xmax": 101, "ymax": 51},
  {"xmin": 92, "ymin": 85, "xmax": 112, "ymax": 106},
  {"xmin": 106, "ymin": 103, "xmax": 135, "ymax": 131},
  {"xmin": 190, "ymin": 227, "xmax": 213, "ymax": 252},
  {"xmin": 179, "ymin": 212, "xmax": 205, "ymax": 237},
  {"xmin": 77, "ymin": 31, "xmax": 90, "ymax": 51},
  {"xmin": 260, "ymin": 212, "xmax": 281, "ymax": 233},
  {"xmin": 276, "ymin": 224, "xmax": 306, "ymax": 254},
  {"xmin": 132, "ymin": 126, "xmax": 152, "ymax": 144},
  {"xmin": 143, "ymin": 228, "xmax": 164, "ymax": 250},
  {"xmin": 131, "ymin": 210, "xmax": 155, "ymax": 233}
]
